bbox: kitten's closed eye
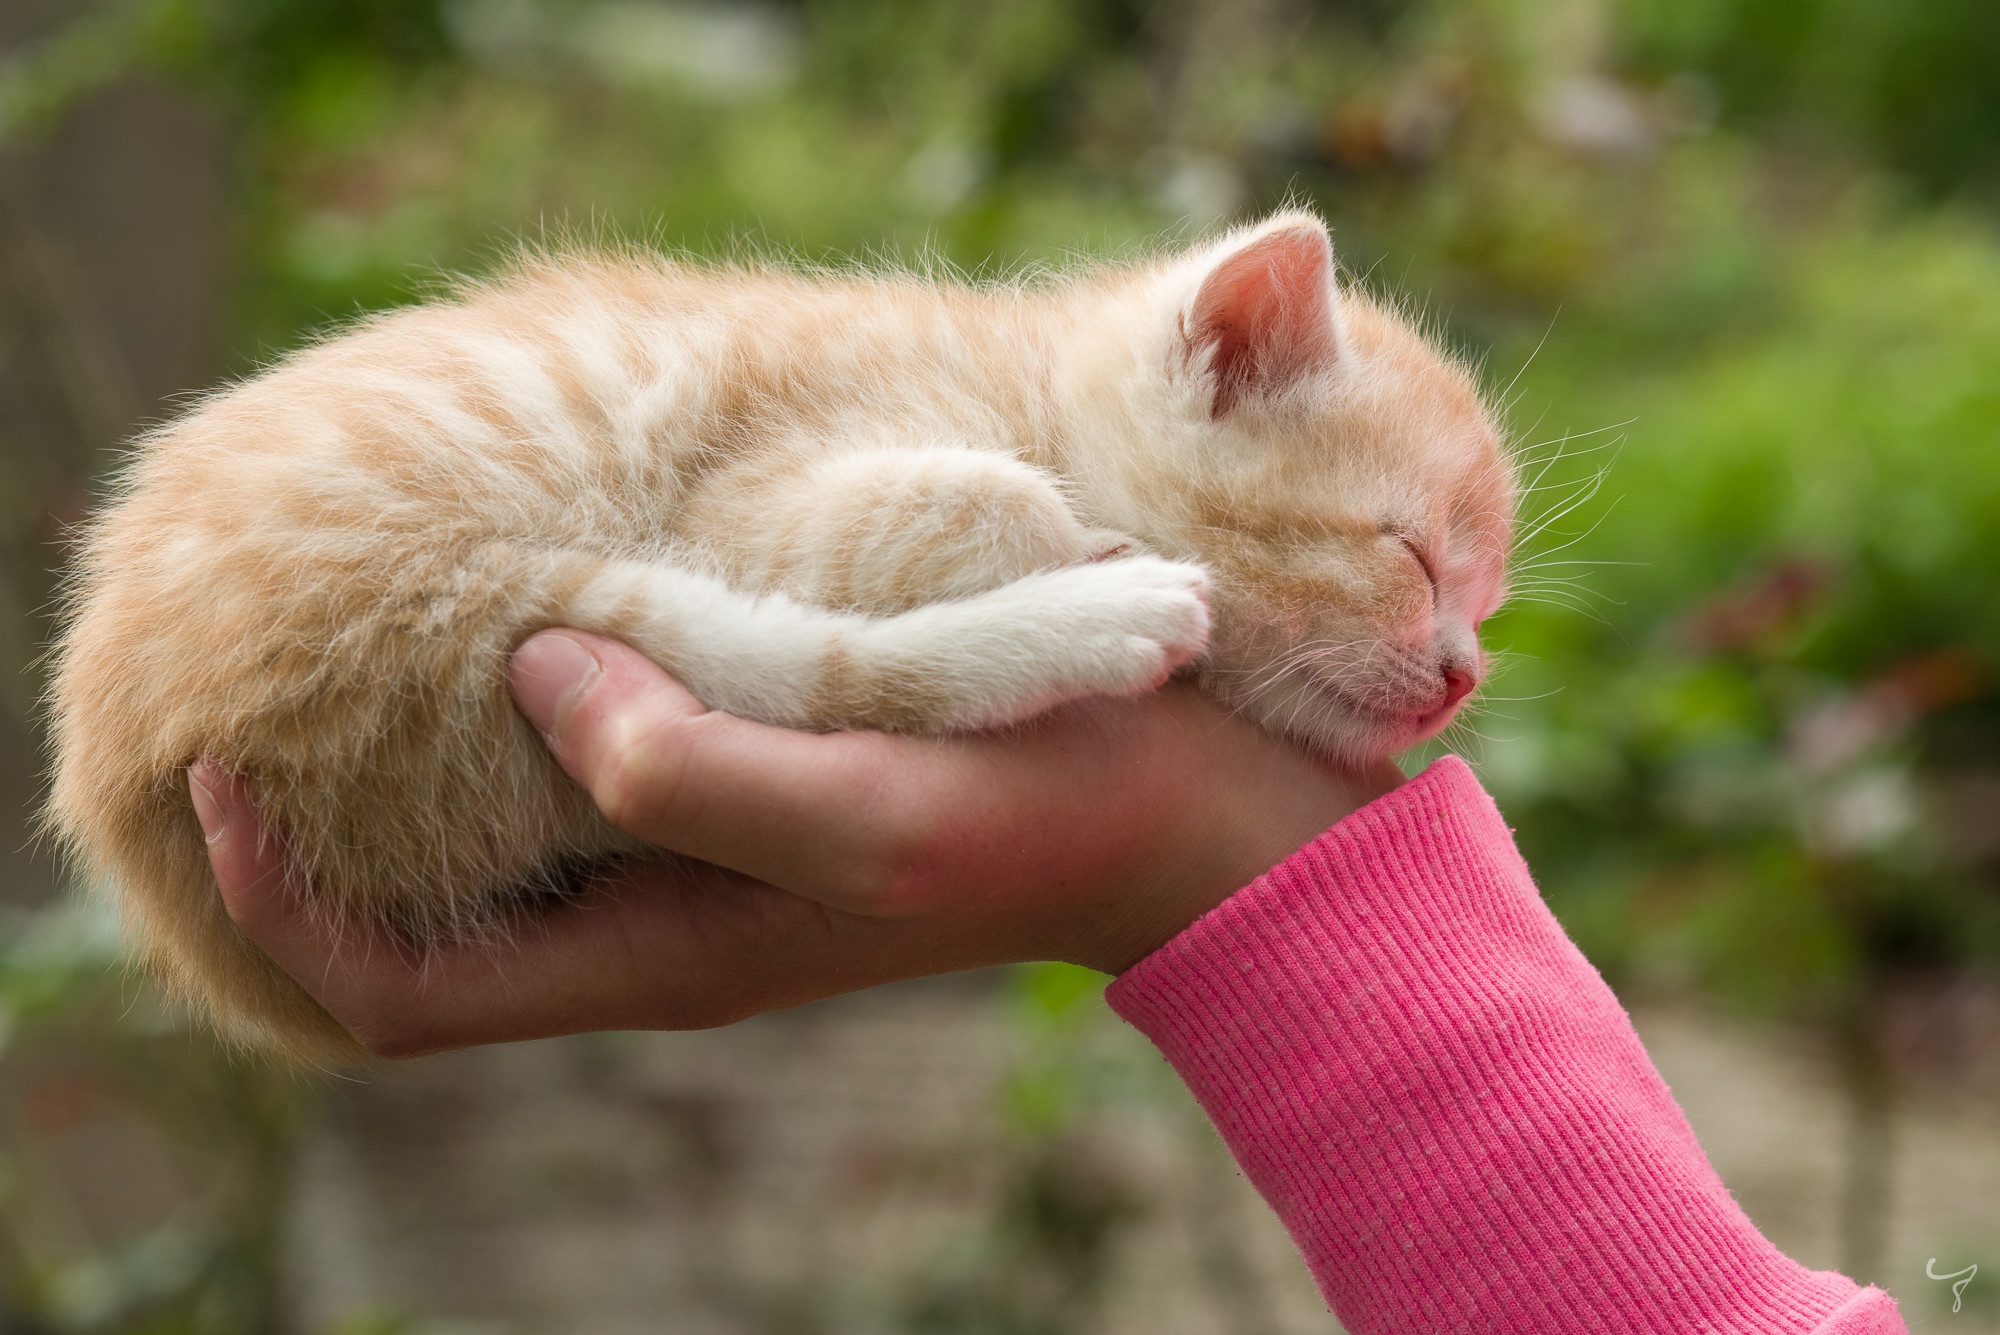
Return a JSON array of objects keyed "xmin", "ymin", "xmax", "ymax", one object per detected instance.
[{"xmin": 1390, "ymin": 531, "xmax": 1440, "ymax": 590}]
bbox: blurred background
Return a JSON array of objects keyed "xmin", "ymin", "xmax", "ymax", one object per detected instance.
[{"xmin": 2, "ymin": 0, "xmax": 1998, "ymax": 1330}]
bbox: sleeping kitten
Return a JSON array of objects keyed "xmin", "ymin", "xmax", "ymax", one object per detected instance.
[{"xmin": 46, "ymin": 210, "xmax": 1514, "ymax": 1066}]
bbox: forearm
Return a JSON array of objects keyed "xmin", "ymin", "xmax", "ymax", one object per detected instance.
[{"xmin": 1107, "ymin": 757, "xmax": 1906, "ymax": 1335}]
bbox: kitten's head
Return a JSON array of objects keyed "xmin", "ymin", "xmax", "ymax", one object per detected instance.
[{"xmin": 1075, "ymin": 210, "xmax": 1514, "ymax": 762}]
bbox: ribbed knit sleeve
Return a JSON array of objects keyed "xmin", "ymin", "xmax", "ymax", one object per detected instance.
[{"xmin": 1106, "ymin": 755, "xmax": 1906, "ymax": 1335}]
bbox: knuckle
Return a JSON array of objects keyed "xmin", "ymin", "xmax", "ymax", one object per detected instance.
[
  {"xmin": 591, "ymin": 745, "xmax": 650, "ymax": 835},
  {"xmin": 870, "ymin": 811, "xmax": 953, "ymax": 913},
  {"xmin": 591, "ymin": 711, "xmax": 690, "ymax": 838}
]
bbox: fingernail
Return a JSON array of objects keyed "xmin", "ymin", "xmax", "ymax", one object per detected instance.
[
  {"xmin": 511, "ymin": 631, "xmax": 603, "ymax": 739},
  {"xmin": 189, "ymin": 764, "xmax": 227, "ymax": 844}
]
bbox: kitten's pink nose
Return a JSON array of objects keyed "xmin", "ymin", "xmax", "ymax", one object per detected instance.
[{"xmin": 1440, "ymin": 666, "xmax": 1477, "ymax": 709}]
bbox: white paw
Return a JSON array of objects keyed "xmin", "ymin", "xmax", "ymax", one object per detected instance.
[
  {"xmin": 859, "ymin": 555, "xmax": 1213, "ymax": 731},
  {"xmin": 1049, "ymin": 555, "xmax": 1212, "ymax": 690},
  {"xmin": 950, "ymin": 556, "xmax": 1210, "ymax": 724}
]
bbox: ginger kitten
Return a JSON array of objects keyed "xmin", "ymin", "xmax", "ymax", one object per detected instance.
[{"xmin": 46, "ymin": 210, "xmax": 1514, "ymax": 1065}]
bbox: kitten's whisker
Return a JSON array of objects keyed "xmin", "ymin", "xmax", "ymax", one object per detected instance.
[
  {"xmin": 1505, "ymin": 576, "xmax": 1622, "ymax": 609},
  {"xmin": 1515, "ymin": 455, "xmax": 1611, "ymax": 525},
  {"xmin": 1504, "ymin": 595, "xmax": 1612, "ymax": 625},
  {"xmin": 1505, "ymin": 584, "xmax": 1609, "ymax": 608},
  {"xmin": 1511, "ymin": 418, "xmax": 1632, "ymax": 468},
  {"xmin": 1495, "ymin": 308, "xmax": 1562, "ymax": 410},
  {"xmin": 1516, "ymin": 496, "xmax": 1620, "ymax": 562},
  {"xmin": 1514, "ymin": 476, "xmax": 1619, "ymax": 559},
  {"xmin": 1509, "ymin": 444, "xmax": 1618, "ymax": 512},
  {"xmin": 1473, "ymin": 687, "xmax": 1565, "ymax": 704},
  {"xmin": 1512, "ymin": 429, "xmax": 1627, "ymax": 473}
]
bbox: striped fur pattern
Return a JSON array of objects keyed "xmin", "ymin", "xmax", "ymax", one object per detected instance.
[{"xmin": 45, "ymin": 211, "xmax": 1514, "ymax": 1064}]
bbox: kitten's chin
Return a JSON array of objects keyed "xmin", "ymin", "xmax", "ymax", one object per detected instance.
[{"xmin": 1228, "ymin": 673, "xmax": 1463, "ymax": 763}]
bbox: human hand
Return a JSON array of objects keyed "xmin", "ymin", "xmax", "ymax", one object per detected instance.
[{"xmin": 191, "ymin": 631, "xmax": 1402, "ymax": 1057}]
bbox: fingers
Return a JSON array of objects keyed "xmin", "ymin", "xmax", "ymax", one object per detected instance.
[
  {"xmin": 190, "ymin": 761, "xmax": 302, "ymax": 947},
  {"xmin": 193, "ymin": 761, "xmax": 437, "ymax": 1047},
  {"xmin": 316, "ymin": 863, "xmax": 896, "ymax": 1056},
  {"xmin": 192, "ymin": 761, "xmax": 949, "ymax": 1056},
  {"xmin": 510, "ymin": 631, "xmax": 940, "ymax": 909}
]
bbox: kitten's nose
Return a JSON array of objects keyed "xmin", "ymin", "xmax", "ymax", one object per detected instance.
[{"xmin": 1440, "ymin": 666, "xmax": 1477, "ymax": 709}]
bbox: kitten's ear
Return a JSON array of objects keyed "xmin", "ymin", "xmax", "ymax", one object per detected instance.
[{"xmin": 1180, "ymin": 220, "xmax": 1338, "ymax": 417}]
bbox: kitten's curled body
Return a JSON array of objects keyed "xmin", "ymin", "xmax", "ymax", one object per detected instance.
[{"xmin": 47, "ymin": 212, "xmax": 1515, "ymax": 1065}]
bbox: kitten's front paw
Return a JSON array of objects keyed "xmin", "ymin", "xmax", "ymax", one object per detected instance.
[
  {"xmin": 862, "ymin": 554, "xmax": 1213, "ymax": 732},
  {"xmin": 1032, "ymin": 555, "xmax": 1212, "ymax": 695},
  {"xmin": 1088, "ymin": 551, "xmax": 1208, "ymax": 687}
]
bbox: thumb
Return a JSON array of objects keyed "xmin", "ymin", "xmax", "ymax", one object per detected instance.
[{"xmin": 507, "ymin": 630, "xmax": 927, "ymax": 910}]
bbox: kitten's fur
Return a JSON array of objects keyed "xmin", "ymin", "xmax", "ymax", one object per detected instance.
[{"xmin": 46, "ymin": 211, "xmax": 1514, "ymax": 1066}]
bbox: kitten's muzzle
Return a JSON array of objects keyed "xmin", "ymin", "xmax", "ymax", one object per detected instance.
[{"xmin": 1341, "ymin": 660, "xmax": 1480, "ymax": 741}]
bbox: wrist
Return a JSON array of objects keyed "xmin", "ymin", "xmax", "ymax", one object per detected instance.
[{"xmin": 1069, "ymin": 723, "xmax": 1404, "ymax": 975}]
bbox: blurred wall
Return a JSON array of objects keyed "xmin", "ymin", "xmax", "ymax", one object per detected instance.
[{"xmin": 0, "ymin": 0, "xmax": 234, "ymax": 911}]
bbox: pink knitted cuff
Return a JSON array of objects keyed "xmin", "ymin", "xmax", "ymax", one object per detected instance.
[{"xmin": 1107, "ymin": 756, "xmax": 1903, "ymax": 1335}]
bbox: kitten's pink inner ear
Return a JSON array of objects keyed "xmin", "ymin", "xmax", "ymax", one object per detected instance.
[{"xmin": 1187, "ymin": 225, "xmax": 1338, "ymax": 417}]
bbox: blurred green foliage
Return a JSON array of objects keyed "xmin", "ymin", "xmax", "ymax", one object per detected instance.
[
  {"xmin": 1, "ymin": 904, "xmax": 301, "ymax": 1333},
  {"xmin": 1619, "ymin": 0, "xmax": 2000, "ymax": 194},
  {"xmin": 4, "ymin": 0, "xmax": 2000, "ymax": 1327},
  {"xmin": 1487, "ymin": 213, "xmax": 2000, "ymax": 1003}
]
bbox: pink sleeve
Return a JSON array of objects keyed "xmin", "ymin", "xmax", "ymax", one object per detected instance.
[{"xmin": 1105, "ymin": 755, "xmax": 1906, "ymax": 1335}]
